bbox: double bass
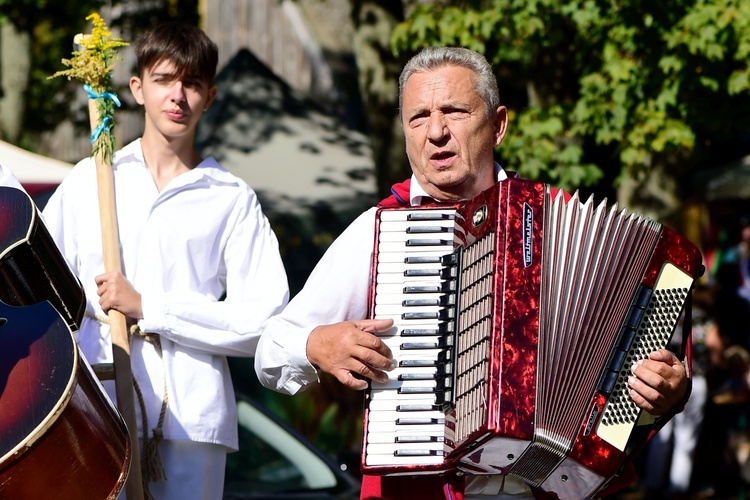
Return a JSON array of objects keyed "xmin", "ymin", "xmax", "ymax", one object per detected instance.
[{"xmin": 0, "ymin": 186, "xmax": 130, "ymax": 498}]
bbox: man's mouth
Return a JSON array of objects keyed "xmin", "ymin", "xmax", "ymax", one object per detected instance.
[{"xmin": 430, "ymin": 151, "xmax": 456, "ymax": 165}]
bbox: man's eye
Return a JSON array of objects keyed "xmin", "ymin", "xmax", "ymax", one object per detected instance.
[{"xmin": 445, "ymin": 108, "xmax": 469, "ymax": 117}]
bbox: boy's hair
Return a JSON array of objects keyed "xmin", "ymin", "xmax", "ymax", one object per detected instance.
[{"xmin": 134, "ymin": 22, "xmax": 218, "ymax": 84}]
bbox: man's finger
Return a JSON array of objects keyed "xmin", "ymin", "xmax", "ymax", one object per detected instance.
[{"xmin": 354, "ymin": 318, "xmax": 395, "ymax": 334}]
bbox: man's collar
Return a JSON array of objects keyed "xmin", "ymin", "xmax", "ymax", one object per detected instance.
[{"xmin": 409, "ymin": 162, "xmax": 508, "ymax": 206}]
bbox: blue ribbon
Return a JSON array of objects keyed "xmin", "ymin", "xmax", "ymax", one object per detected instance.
[
  {"xmin": 83, "ymin": 84, "xmax": 120, "ymax": 143},
  {"xmin": 83, "ymin": 83, "xmax": 121, "ymax": 107},
  {"xmin": 90, "ymin": 116, "xmax": 112, "ymax": 143}
]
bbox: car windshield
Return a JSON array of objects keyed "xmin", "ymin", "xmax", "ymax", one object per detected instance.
[{"xmin": 224, "ymin": 398, "xmax": 341, "ymax": 496}]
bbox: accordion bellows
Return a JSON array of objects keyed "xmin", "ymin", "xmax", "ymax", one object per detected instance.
[{"xmin": 362, "ymin": 178, "xmax": 703, "ymax": 499}]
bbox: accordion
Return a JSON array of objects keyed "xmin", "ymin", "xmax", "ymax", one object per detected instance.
[{"xmin": 361, "ymin": 178, "xmax": 703, "ymax": 498}]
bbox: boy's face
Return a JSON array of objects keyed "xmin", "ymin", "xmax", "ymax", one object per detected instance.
[{"xmin": 129, "ymin": 59, "xmax": 217, "ymax": 140}]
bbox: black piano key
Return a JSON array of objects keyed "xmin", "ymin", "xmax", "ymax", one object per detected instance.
[
  {"xmin": 398, "ymin": 386, "xmax": 439, "ymax": 395},
  {"xmin": 404, "ymin": 281, "xmax": 456, "ymax": 294},
  {"xmin": 402, "ymin": 337, "xmax": 453, "ymax": 350},
  {"xmin": 405, "ymin": 238, "xmax": 453, "ymax": 247},
  {"xmin": 401, "ymin": 328, "xmax": 440, "ymax": 336},
  {"xmin": 396, "ymin": 417, "xmax": 445, "ymax": 425},
  {"xmin": 396, "ymin": 404, "xmax": 441, "ymax": 412},
  {"xmin": 402, "ymin": 321, "xmax": 454, "ymax": 336},
  {"xmin": 403, "ymin": 309, "xmax": 455, "ymax": 321},
  {"xmin": 395, "ymin": 435, "xmax": 444, "ymax": 443},
  {"xmin": 403, "ymin": 311, "xmax": 439, "ymax": 320},
  {"xmin": 401, "ymin": 341, "xmax": 440, "ymax": 350},
  {"xmin": 399, "ymin": 350, "xmax": 452, "ymax": 368},
  {"xmin": 407, "ymin": 212, "xmax": 454, "ymax": 221},
  {"xmin": 394, "ymin": 449, "xmax": 444, "ymax": 457},
  {"xmin": 406, "ymin": 226, "xmax": 453, "ymax": 234},
  {"xmin": 404, "ymin": 268, "xmax": 441, "ymax": 277},
  {"xmin": 403, "ymin": 298, "xmax": 438, "ymax": 307},
  {"xmin": 400, "ymin": 359, "xmax": 437, "ymax": 367},
  {"xmin": 405, "ymin": 255, "xmax": 443, "ymax": 264},
  {"xmin": 399, "ymin": 372, "xmax": 437, "ymax": 381},
  {"xmin": 403, "ymin": 295, "xmax": 456, "ymax": 308}
]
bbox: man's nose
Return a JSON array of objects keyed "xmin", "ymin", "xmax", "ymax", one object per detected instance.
[{"xmin": 427, "ymin": 113, "xmax": 447, "ymax": 141}]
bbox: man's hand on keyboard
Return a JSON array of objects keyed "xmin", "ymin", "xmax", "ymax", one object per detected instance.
[{"xmin": 307, "ymin": 319, "xmax": 395, "ymax": 390}]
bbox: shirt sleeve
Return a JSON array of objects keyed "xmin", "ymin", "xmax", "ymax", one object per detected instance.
[
  {"xmin": 41, "ymin": 162, "xmax": 85, "ymax": 277},
  {"xmin": 137, "ymin": 190, "xmax": 290, "ymax": 358},
  {"xmin": 0, "ymin": 164, "xmax": 24, "ymax": 190},
  {"xmin": 255, "ymin": 208, "xmax": 377, "ymax": 395}
]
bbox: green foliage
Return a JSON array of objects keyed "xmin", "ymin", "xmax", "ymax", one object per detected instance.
[{"xmin": 392, "ymin": 0, "xmax": 750, "ymax": 194}]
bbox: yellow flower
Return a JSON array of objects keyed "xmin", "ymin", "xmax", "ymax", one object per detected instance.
[{"xmin": 49, "ymin": 13, "xmax": 129, "ymax": 164}]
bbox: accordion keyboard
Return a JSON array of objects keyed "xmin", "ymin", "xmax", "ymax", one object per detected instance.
[{"xmin": 365, "ymin": 208, "xmax": 459, "ymax": 467}]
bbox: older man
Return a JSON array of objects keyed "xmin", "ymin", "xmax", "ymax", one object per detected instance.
[{"xmin": 255, "ymin": 46, "xmax": 689, "ymax": 499}]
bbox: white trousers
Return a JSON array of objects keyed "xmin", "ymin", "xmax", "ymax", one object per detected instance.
[{"xmin": 120, "ymin": 440, "xmax": 227, "ymax": 500}]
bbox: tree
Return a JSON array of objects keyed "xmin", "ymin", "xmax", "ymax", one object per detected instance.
[
  {"xmin": 389, "ymin": 0, "xmax": 750, "ymax": 219},
  {"xmin": 347, "ymin": 0, "xmax": 412, "ymax": 197}
]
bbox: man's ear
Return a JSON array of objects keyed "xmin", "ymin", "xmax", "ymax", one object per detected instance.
[
  {"xmin": 129, "ymin": 76, "xmax": 144, "ymax": 105},
  {"xmin": 493, "ymin": 106, "xmax": 508, "ymax": 147}
]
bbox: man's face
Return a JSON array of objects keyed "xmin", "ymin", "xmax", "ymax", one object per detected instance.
[
  {"xmin": 129, "ymin": 59, "xmax": 217, "ymax": 140},
  {"xmin": 401, "ymin": 65, "xmax": 507, "ymax": 202}
]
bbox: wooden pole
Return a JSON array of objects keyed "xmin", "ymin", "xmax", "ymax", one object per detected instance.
[{"xmin": 89, "ymin": 100, "xmax": 145, "ymax": 500}]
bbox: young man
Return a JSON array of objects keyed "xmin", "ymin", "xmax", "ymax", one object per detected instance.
[
  {"xmin": 43, "ymin": 22, "xmax": 289, "ymax": 499},
  {"xmin": 255, "ymin": 47, "xmax": 690, "ymax": 498}
]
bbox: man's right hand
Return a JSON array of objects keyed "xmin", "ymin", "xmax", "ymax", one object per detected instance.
[{"xmin": 307, "ymin": 319, "xmax": 395, "ymax": 390}]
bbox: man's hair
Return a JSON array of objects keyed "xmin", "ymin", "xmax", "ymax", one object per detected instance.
[
  {"xmin": 398, "ymin": 46, "xmax": 500, "ymax": 118},
  {"xmin": 134, "ymin": 22, "xmax": 218, "ymax": 84}
]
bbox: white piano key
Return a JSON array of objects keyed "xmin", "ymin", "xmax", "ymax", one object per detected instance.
[
  {"xmin": 376, "ymin": 283, "xmax": 453, "ymax": 295},
  {"xmin": 371, "ymin": 378, "xmax": 438, "ymax": 391},
  {"xmin": 367, "ymin": 442, "xmax": 445, "ymax": 456},
  {"xmin": 375, "ymin": 293, "xmax": 447, "ymax": 306},
  {"xmin": 376, "ymin": 251, "xmax": 453, "ymax": 263},
  {"xmin": 364, "ymin": 453, "xmax": 445, "ymax": 466},
  {"xmin": 365, "ymin": 431, "xmax": 444, "ymax": 444},
  {"xmin": 371, "ymin": 313, "xmax": 443, "ymax": 325},
  {"xmin": 378, "ymin": 241, "xmax": 455, "ymax": 253},
  {"xmin": 366, "ymin": 420, "xmax": 445, "ymax": 434},
  {"xmin": 379, "ymin": 220, "xmax": 458, "ymax": 233},
  {"xmin": 379, "ymin": 335, "xmax": 445, "ymax": 348},
  {"xmin": 377, "ymin": 262, "xmax": 448, "ymax": 274},
  {"xmin": 367, "ymin": 409, "xmax": 447, "ymax": 422},
  {"xmin": 367, "ymin": 398, "xmax": 443, "ymax": 412},
  {"xmin": 369, "ymin": 390, "xmax": 436, "ymax": 402},
  {"xmin": 374, "ymin": 303, "xmax": 444, "ymax": 316}
]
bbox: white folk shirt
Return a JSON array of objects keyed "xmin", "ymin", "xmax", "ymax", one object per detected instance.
[
  {"xmin": 255, "ymin": 164, "xmax": 508, "ymax": 393},
  {"xmin": 253, "ymin": 165, "xmax": 531, "ymax": 498},
  {"xmin": 43, "ymin": 139, "xmax": 289, "ymax": 450}
]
